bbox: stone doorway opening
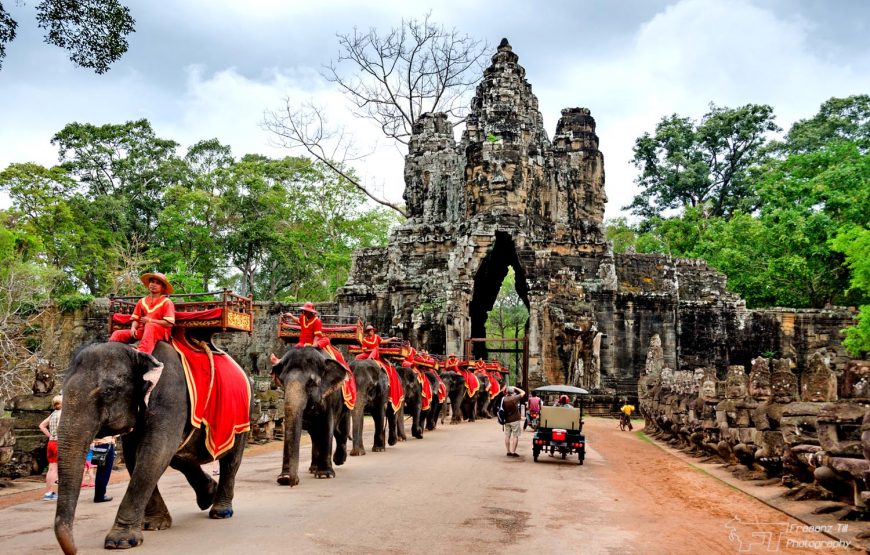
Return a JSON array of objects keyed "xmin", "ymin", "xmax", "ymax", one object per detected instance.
[{"xmin": 468, "ymin": 232, "xmax": 530, "ymax": 382}]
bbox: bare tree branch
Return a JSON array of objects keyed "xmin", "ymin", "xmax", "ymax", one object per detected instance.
[
  {"xmin": 263, "ymin": 15, "xmax": 487, "ymax": 218},
  {"xmin": 263, "ymin": 101, "xmax": 408, "ymax": 217}
]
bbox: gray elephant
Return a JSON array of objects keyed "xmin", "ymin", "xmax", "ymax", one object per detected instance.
[
  {"xmin": 474, "ymin": 373, "xmax": 493, "ymax": 418},
  {"xmin": 389, "ymin": 365, "xmax": 424, "ymax": 440},
  {"xmin": 422, "ymin": 370, "xmax": 446, "ymax": 431},
  {"xmin": 55, "ymin": 340, "xmax": 249, "ymax": 554},
  {"xmin": 348, "ymin": 358, "xmax": 389, "ymax": 455},
  {"xmin": 271, "ymin": 347, "xmax": 351, "ymax": 486},
  {"xmin": 440, "ymin": 371, "xmax": 477, "ymax": 423}
]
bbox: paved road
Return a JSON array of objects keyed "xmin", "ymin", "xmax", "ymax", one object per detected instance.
[{"xmin": 0, "ymin": 417, "xmax": 846, "ymax": 554}]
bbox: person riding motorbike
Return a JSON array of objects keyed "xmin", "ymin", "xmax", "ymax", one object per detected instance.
[{"xmin": 524, "ymin": 392, "xmax": 542, "ymax": 430}]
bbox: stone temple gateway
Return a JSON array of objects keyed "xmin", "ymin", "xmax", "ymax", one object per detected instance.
[{"xmin": 335, "ymin": 39, "xmax": 853, "ymax": 393}]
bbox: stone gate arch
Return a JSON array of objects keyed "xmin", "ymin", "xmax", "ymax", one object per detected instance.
[{"xmin": 467, "ymin": 231, "xmax": 529, "ymax": 360}]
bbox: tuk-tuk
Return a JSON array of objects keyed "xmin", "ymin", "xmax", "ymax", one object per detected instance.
[{"xmin": 531, "ymin": 384, "xmax": 589, "ymax": 465}]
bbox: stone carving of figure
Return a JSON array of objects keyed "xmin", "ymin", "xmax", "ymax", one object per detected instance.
[
  {"xmin": 800, "ymin": 350, "xmax": 838, "ymax": 402},
  {"xmin": 644, "ymin": 334, "xmax": 664, "ymax": 379},
  {"xmin": 748, "ymin": 356, "xmax": 772, "ymax": 401},
  {"xmin": 770, "ymin": 358, "xmax": 798, "ymax": 403}
]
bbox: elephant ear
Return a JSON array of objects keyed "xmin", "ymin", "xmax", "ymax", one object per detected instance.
[
  {"xmin": 132, "ymin": 350, "xmax": 162, "ymax": 373},
  {"xmin": 320, "ymin": 359, "xmax": 348, "ymax": 401}
]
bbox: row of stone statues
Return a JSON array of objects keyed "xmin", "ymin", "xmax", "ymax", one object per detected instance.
[{"xmin": 638, "ymin": 334, "xmax": 870, "ymax": 516}]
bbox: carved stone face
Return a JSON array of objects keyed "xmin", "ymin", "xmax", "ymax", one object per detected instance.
[
  {"xmin": 725, "ymin": 366, "xmax": 747, "ymax": 400},
  {"xmin": 771, "ymin": 371, "xmax": 798, "ymax": 402},
  {"xmin": 693, "ymin": 368, "xmax": 705, "ymax": 393},
  {"xmin": 748, "ymin": 364, "xmax": 772, "ymax": 401},
  {"xmin": 660, "ymin": 367, "xmax": 674, "ymax": 391},
  {"xmin": 701, "ymin": 379, "xmax": 718, "ymax": 402}
]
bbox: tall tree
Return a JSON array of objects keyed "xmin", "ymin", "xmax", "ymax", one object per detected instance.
[
  {"xmin": 774, "ymin": 94, "xmax": 870, "ymax": 154},
  {"xmin": 0, "ymin": 0, "xmax": 135, "ymax": 72},
  {"xmin": 627, "ymin": 103, "xmax": 779, "ymax": 219},
  {"xmin": 264, "ymin": 14, "xmax": 488, "ymax": 217}
]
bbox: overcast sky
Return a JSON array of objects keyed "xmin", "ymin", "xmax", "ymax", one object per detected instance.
[{"xmin": 1, "ymin": 0, "xmax": 868, "ymax": 218}]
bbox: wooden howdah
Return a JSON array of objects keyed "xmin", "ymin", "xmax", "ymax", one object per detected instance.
[{"xmin": 109, "ymin": 290, "xmax": 254, "ymax": 335}]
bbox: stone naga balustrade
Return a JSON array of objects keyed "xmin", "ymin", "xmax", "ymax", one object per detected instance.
[{"xmin": 640, "ymin": 350, "xmax": 870, "ymax": 510}]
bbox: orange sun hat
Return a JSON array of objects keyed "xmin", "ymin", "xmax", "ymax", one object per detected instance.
[
  {"xmin": 300, "ymin": 302, "xmax": 317, "ymax": 314},
  {"xmin": 140, "ymin": 272, "xmax": 173, "ymax": 294}
]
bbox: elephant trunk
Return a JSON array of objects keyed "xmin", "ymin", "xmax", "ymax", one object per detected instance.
[
  {"xmin": 54, "ymin": 417, "xmax": 97, "ymax": 555},
  {"xmin": 280, "ymin": 382, "xmax": 307, "ymax": 485}
]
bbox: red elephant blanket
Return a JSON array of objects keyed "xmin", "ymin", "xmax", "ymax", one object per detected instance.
[
  {"xmin": 374, "ymin": 359, "xmax": 404, "ymax": 411},
  {"xmin": 457, "ymin": 368, "xmax": 480, "ymax": 397},
  {"xmin": 414, "ymin": 368, "xmax": 433, "ymax": 411},
  {"xmin": 171, "ymin": 332, "xmax": 251, "ymax": 458}
]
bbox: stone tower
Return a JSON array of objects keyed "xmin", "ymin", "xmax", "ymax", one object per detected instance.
[{"xmin": 336, "ymin": 39, "xmax": 853, "ymax": 392}]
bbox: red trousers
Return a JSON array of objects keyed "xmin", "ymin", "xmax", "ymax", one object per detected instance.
[{"xmin": 109, "ymin": 324, "xmax": 171, "ymax": 354}]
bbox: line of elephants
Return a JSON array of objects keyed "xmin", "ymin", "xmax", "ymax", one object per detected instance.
[{"xmin": 52, "ymin": 338, "xmax": 504, "ymax": 554}]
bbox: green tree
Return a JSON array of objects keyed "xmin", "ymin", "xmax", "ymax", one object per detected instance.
[
  {"xmin": 0, "ymin": 0, "xmax": 135, "ymax": 72},
  {"xmin": 774, "ymin": 94, "xmax": 870, "ymax": 154},
  {"xmin": 831, "ymin": 226, "xmax": 870, "ymax": 357},
  {"xmin": 627, "ymin": 103, "xmax": 779, "ymax": 219}
]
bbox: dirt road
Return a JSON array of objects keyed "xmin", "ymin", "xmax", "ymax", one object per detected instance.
[{"xmin": 0, "ymin": 417, "xmax": 854, "ymax": 554}]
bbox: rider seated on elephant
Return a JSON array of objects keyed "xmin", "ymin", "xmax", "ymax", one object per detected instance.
[
  {"xmin": 108, "ymin": 272, "xmax": 174, "ymax": 401},
  {"xmin": 270, "ymin": 302, "xmax": 348, "ymax": 368},
  {"xmin": 356, "ymin": 325, "xmax": 398, "ymax": 361},
  {"xmin": 474, "ymin": 358, "xmax": 487, "ymax": 373}
]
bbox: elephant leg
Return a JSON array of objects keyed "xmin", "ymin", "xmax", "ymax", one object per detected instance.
[
  {"xmin": 313, "ymin": 415, "xmax": 336, "ymax": 479},
  {"xmin": 387, "ymin": 407, "xmax": 398, "ymax": 446},
  {"xmin": 169, "ymin": 457, "xmax": 216, "ymax": 511},
  {"xmin": 142, "ymin": 486, "xmax": 172, "ymax": 531},
  {"xmin": 350, "ymin": 400, "xmax": 366, "ymax": 456},
  {"xmin": 396, "ymin": 405, "xmax": 408, "ymax": 441},
  {"xmin": 210, "ymin": 434, "xmax": 246, "ymax": 519},
  {"xmin": 107, "ymin": 422, "xmax": 184, "ymax": 549},
  {"xmin": 450, "ymin": 392, "xmax": 465, "ymax": 423},
  {"xmin": 333, "ymin": 409, "xmax": 349, "ymax": 466},
  {"xmin": 308, "ymin": 429, "xmax": 321, "ymax": 474},
  {"xmin": 372, "ymin": 400, "xmax": 386, "ymax": 452},
  {"xmin": 412, "ymin": 405, "xmax": 423, "ymax": 439}
]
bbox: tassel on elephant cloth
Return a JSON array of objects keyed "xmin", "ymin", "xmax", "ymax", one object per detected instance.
[{"xmin": 171, "ymin": 333, "xmax": 252, "ymax": 458}]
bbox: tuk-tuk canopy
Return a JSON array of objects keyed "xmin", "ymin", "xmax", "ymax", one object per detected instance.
[{"xmin": 532, "ymin": 384, "xmax": 590, "ymax": 395}]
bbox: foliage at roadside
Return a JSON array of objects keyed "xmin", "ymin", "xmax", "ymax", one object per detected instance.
[{"xmin": 609, "ymin": 95, "xmax": 870, "ymax": 356}]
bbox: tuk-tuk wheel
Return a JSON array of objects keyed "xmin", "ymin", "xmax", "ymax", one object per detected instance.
[
  {"xmin": 578, "ymin": 454, "xmax": 584, "ymax": 465},
  {"xmin": 533, "ymin": 448, "xmax": 540, "ymax": 462}
]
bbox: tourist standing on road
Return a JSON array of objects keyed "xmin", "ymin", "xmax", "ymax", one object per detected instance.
[
  {"xmin": 501, "ymin": 385, "xmax": 525, "ymax": 457},
  {"xmin": 38, "ymin": 394, "xmax": 62, "ymax": 501},
  {"xmin": 92, "ymin": 436, "xmax": 117, "ymax": 503}
]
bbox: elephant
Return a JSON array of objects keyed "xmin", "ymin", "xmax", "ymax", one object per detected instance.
[
  {"xmin": 347, "ymin": 358, "xmax": 389, "ymax": 455},
  {"xmin": 388, "ymin": 365, "xmax": 424, "ymax": 440},
  {"xmin": 440, "ymin": 371, "xmax": 478, "ymax": 423},
  {"xmin": 271, "ymin": 347, "xmax": 350, "ymax": 486},
  {"xmin": 54, "ymin": 339, "xmax": 249, "ymax": 555},
  {"xmin": 422, "ymin": 371, "xmax": 445, "ymax": 431},
  {"xmin": 474, "ymin": 373, "xmax": 493, "ymax": 418}
]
